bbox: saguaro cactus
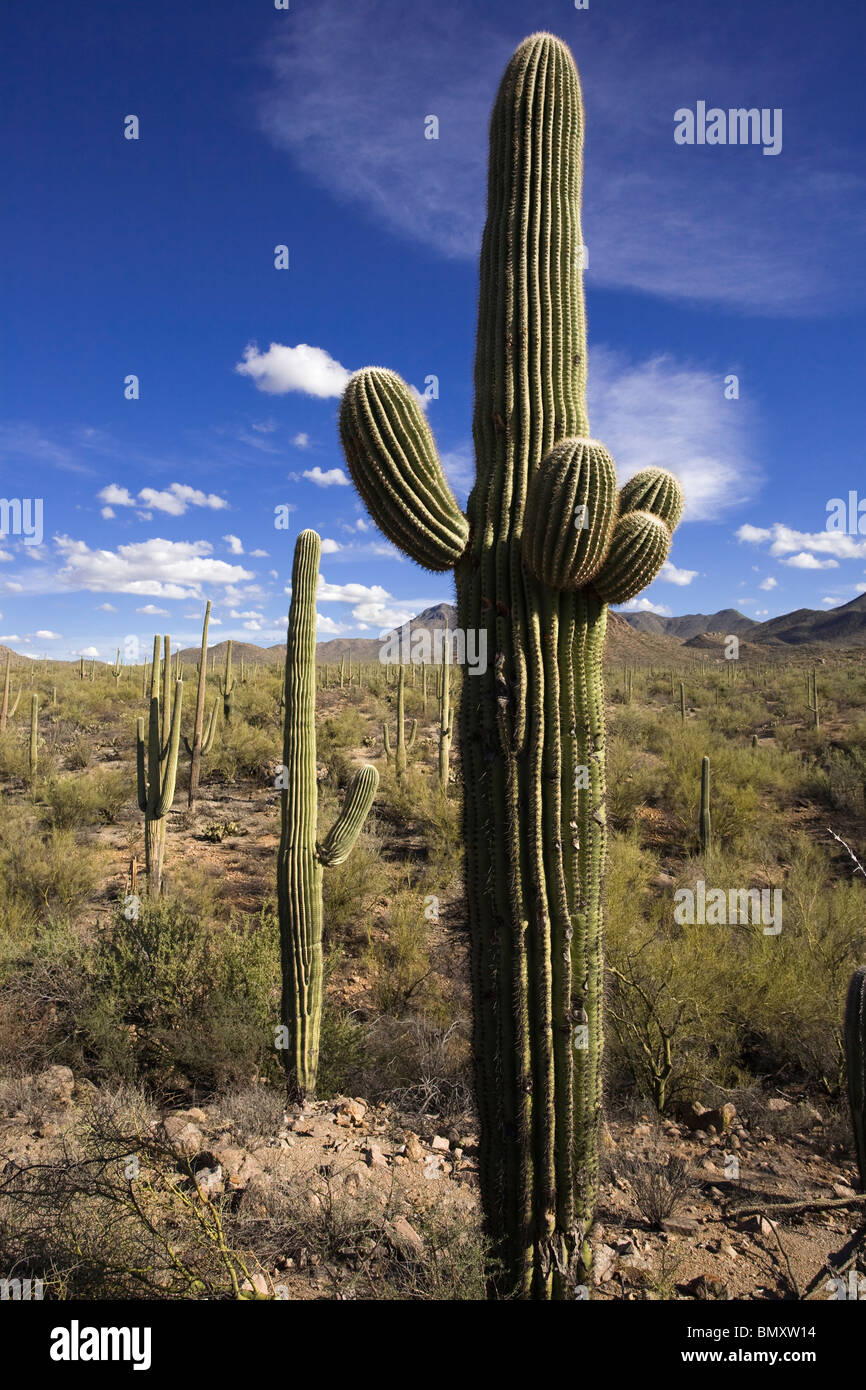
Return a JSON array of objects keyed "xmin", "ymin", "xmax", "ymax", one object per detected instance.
[
  {"xmin": 136, "ymin": 636, "xmax": 183, "ymax": 897},
  {"xmin": 844, "ymin": 967, "xmax": 866, "ymax": 1189},
  {"xmin": 218, "ymin": 641, "xmax": 237, "ymax": 722},
  {"xmin": 382, "ymin": 664, "xmax": 416, "ymax": 778},
  {"xmin": 28, "ymin": 694, "xmax": 38, "ymax": 790},
  {"xmin": 185, "ymin": 600, "xmax": 218, "ymax": 808},
  {"xmin": 808, "ymin": 668, "xmax": 820, "ymax": 728},
  {"xmin": 338, "ymin": 33, "xmax": 684, "ymax": 1297},
  {"xmin": 278, "ymin": 531, "xmax": 379, "ymax": 1101},
  {"xmin": 0, "ymin": 653, "xmax": 20, "ymax": 732},
  {"xmin": 699, "ymin": 755, "xmax": 712, "ymax": 856},
  {"xmin": 112, "ymin": 649, "xmax": 122, "ymax": 687},
  {"xmin": 438, "ymin": 636, "xmax": 452, "ymax": 790}
]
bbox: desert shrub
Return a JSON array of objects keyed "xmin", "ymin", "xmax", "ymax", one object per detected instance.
[
  {"xmin": 77, "ymin": 899, "xmax": 280, "ymax": 1097},
  {"xmin": 39, "ymin": 767, "xmax": 127, "ymax": 830},
  {"xmin": 619, "ymin": 1147, "xmax": 694, "ymax": 1228},
  {"xmin": 207, "ymin": 722, "xmax": 277, "ymax": 782},
  {"xmin": 366, "ymin": 890, "xmax": 444, "ymax": 1020},
  {"xmin": 0, "ymin": 816, "xmax": 97, "ymax": 925}
]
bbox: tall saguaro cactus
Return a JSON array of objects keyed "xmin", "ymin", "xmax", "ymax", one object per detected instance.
[
  {"xmin": 278, "ymin": 530, "xmax": 379, "ymax": 1101},
  {"xmin": 185, "ymin": 600, "xmax": 218, "ymax": 808},
  {"xmin": 338, "ymin": 33, "xmax": 684, "ymax": 1297},
  {"xmin": 136, "ymin": 636, "xmax": 183, "ymax": 897},
  {"xmin": 844, "ymin": 967, "xmax": 866, "ymax": 1190},
  {"xmin": 382, "ymin": 664, "xmax": 416, "ymax": 778},
  {"xmin": 218, "ymin": 641, "xmax": 237, "ymax": 722},
  {"xmin": 438, "ymin": 634, "xmax": 452, "ymax": 790}
]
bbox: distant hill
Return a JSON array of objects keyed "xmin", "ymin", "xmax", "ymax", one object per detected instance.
[{"xmin": 622, "ymin": 609, "xmax": 758, "ymax": 640}]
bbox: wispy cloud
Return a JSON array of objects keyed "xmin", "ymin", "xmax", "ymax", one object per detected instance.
[
  {"xmin": 98, "ymin": 482, "xmax": 229, "ymax": 517},
  {"xmin": 588, "ymin": 348, "xmax": 759, "ymax": 521},
  {"xmin": 254, "ymin": 0, "xmax": 865, "ymax": 314}
]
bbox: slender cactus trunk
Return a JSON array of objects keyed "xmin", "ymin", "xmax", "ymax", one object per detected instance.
[{"xmin": 187, "ymin": 601, "xmax": 211, "ymax": 808}]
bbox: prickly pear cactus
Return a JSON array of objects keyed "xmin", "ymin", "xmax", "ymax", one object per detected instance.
[{"xmin": 338, "ymin": 32, "xmax": 684, "ymax": 1298}]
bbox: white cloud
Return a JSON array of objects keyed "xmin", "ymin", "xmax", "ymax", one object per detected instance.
[
  {"xmin": 617, "ymin": 597, "xmax": 672, "ymax": 615},
  {"xmin": 303, "ymin": 466, "xmax": 350, "ymax": 487},
  {"xmin": 250, "ymin": 548, "xmax": 269, "ymax": 557},
  {"xmin": 658, "ymin": 560, "xmax": 697, "ymax": 586},
  {"xmin": 781, "ymin": 552, "xmax": 839, "ymax": 570},
  {"xmin": 229, "ymin": 609, "xmax": 264, "ymax": 620},
  {"xmin": 0, "ymin": 635, "xmax": 20, "ymax": 643},
  {"xmin": 292, "ymin": 432, "xmax": 310, "ymax": 448},
  {"xmin": 33, "ymin": 630, "xmax": 61, "ymax": 639},
  {"xmin": 759, "ymin": 575, "xmax": 778, "ymax": 590},
  {"xmin": 822, "ymin": 596, "xmax": 841, "ymax": 605},
  {"xmin": 95, "ymin": 602, "xmax": 117, "ymax": 612},
  {"xmin": 589, "ymin": 349, "xmax": 759, "ymax": 521},
  {"xmin": 3, "ymin": 582, "xmax": 23, "ymax": 593},
  {"xmin": 223, "ymin": 534, "xmax": 245, "ymax": 555},
  {"xmin": 98, "ymin": 484, "xmax": 134, "ymax": 507},
  {"xmin": 101, "ymin": 506, "xmax": 115, "ymax": 519},
  {"xmin": 236, "ymin": 342, "xmax": 350, "ymax": 398},
  {"xmin": 0, "ymin": 551, "xmax": 11, "ymax": 563},
  {"xmin": 79, "ymin": 646, "xmax": 99, "ymax": 657},
  {"xmin": 738, "ymin": 522, "xmax": 866, "ymax": 560},
  {"xmin": 316, "ymin": 579, "xmax": 391, "ymax": 604},
  {"xmin": 320, "ymin": 538, "xmax": 341, "ymax": 553},
  {"xmin": 316, "ymin": 613, "xmax": 345, "ymax": 635},
  {"xmin": 136, "ymin": 604, "xmax": 170, "ymax": 616},
  {"xmin": 54, "ymin": 536, "xmax": 254, "ymax": 598},
  {"xmin": 98, "ymin": 482, "xmax": 228, "ymax": 516},
  {"xmin": 254, "ymin": 0, "xmax": 866, "ymax": 316}
]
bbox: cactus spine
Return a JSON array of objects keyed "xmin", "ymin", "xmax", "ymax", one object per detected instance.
[
  {"xmin": 278, "ymin": 531, "xmax": 378, "ymax": 1100},
  {"xmin": 382, "ymin": 664, "xmax": 416, "ymax": 778},
  {"xmin": 136, "ymin": 636, "xmax": 183, "ymax": 897},
  {"xmin": 218, "ymin": 641, "xmax": 236, "ymax": 722},
  {"xmin": 338, "ymin": 33, "xmax": 684, "ymax": 1297},
  {"xmin": 844, "ymin": 967, "xmax": 866, "ymax": 1189},
  {"xmin": 699, "ymin": 755, "xmax": 712, "ymax": 856},
  {"xmin": 185, "ymin": 600, "xmax": 217, "ymax": 808}
]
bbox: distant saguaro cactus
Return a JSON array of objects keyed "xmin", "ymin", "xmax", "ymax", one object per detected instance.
[
  {"xmin": 136, "ymin": 636, "xmax": 183, "ymax": 897},
  {"xmin": 438, "ymin": 636, "xmax": 452, "ymax": 790},
  {"xmin": 278, "ymin": 531, "xmax": 378, "ymax": 1100},
  {"xmin": 185, "ymin": 600, "xmax": 218, "ymax": 808},
  {"xmin": 28, "ymin": 694, "xmax": 38, "ymax": 790},
  {"xmin": 382, "ymin": 664, "xmax": 416, "ymax": 779},
  {"xmin": 218, "ymin": 641, "xmax": 236, "ymax": 722},
  {"xmin": 844, "ymin": 967, "xmax": 866, "ymax": 1190},
  {"xmin": 699, "ymin": 755, "xmax": 712, "ymax": 856},
  {"xmin": 337, "ymin": 32, "xmax": 684, "ymax": 1297},
  {"xmin": 0, "ymin": 652, "xmax": 20, "ymax": 732}
]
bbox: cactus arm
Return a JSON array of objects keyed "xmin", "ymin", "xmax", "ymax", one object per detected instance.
[
  {"xmin": 406, "ymin": 718, "xmax": 417, "ymax": 752},
  {"xmin": 201, "ymin": 696, "xmax": 219, "ymax": 754},
  {"xmin": 161, "ymin": 636, "xmax": 171, "ymax": 752},
  {"xmin": 340, "ymin": 369, "xmax": 468, "ymax": 572},
  {"xmin": 155, "ymin": 681, "xmax": 183, "ymax": 816},
  {"xmin": 317, "ymin": 764, "xmax": 379, "ymax": 867},
  {"xmin": 382, "ymin": 723, "xmax": 392, "ymax": 759},
  {"xmin": 136, "ymin": 716, "xmax": 148, "ymax": 812}
]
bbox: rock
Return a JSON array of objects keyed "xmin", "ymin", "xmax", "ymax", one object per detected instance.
[
  {"xmin": 592, "ymin": 1244, "xmax": 617, "ymax": 1285},
  {"xmin": 35, "ymin": 1065, "xmax": 75, "ymax": 1108},
  {"xmin": 652, "ymin": 872, "xmax": 676, "ymax": 889},
  {"xmin": 194, "ymin": 1165, "xmax": 224, "ymax": 1200},
  {"xmin": 661, "ymin": 1216, "xmax": 699, "ymax": 1235},
  {"xmin": 237, "ymin": 1153, "xmax": 264, "ymax": 1183},
  {"xmin": 385, "ymin": 1216, "xmax": 424, "ymax": 1257},
  {"xmin": 677, "ymin": 1274, "xmax": 730, "ymax": 1300},
  {"xmin": 767, "ymin": 1097, "xmax": 791, "ymax": 1113},
  {"xmin": 404, "ymin": 1132, "xmax": 425, "ymax": 1163},
  {"xmin": 334, "ymin": 1098, "xmax": 367, "ymax": 1128},
  {"xmin": 431, "ymin": 1135, "xmax": 450, "ymax": 1152},
  {"xmin": 832, "ymin": 1183, "xmax": 857, "ymax": 1201},
  {"xmin": 364, "ymin": 1143, "xmax": 388, "ymax": 1168},
  {"xmin": 240, "ymin": 1273, "xmax": 270, "ymax": 1297},
  {"xmin": 161, "ymin": 1116, "xmax": 203, "ymax": 1157},
  {"xmin": 739, "ymin": 1214, "xmax": 777, "ymax": 1238}
]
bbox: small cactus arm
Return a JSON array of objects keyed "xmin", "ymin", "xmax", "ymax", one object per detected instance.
[
  {"xmin": 277, "ymin": 530, "xmax": 378, "ymax": 1101},
  {"xmin": 337, "ymin": 33, "xmax": 684, "ymax": 1298}
]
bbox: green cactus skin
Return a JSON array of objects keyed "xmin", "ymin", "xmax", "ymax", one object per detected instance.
[
  {"xmin": 523, "ymin": 439, "xmax": 617, "ymax": 591},
  {"xmin": 337, "ymin": 33, "xmax": 683, "ymax": 1298},
  {"xmin": 136, "ymin": 635, "xmax": 184, "ymax": 898},
  {"xmin": 618, "ymin": 468, "xmax": 685, "ymax": 529},
  {"xmin": 28, "ymin": 694, "xmax": 38, "ymax": 791},
  {"xmin": 699, "ymin": 755, "xmax": 712, "ymax": 856},
  {"xmin": 0, "ymin": 652, "xmax": 14, "ymax": 733},
  {"xmin": 382, "ymin": 664, "xmax": 416, "ymax": 778},
  {"xmin": 112, "ymin": 649, "xmax": 122, "ymax": 687},
  {"xmin": 844, "ymin": 966, "xmax": 866, "ymax": 1189},
  {"xmin": 218, "ymin": 641, "xmax": 236, "ymax": 722},
  {"xmin": 680, "ymin": 681, "xmax": 686, "ymax": 722},
  {"xmin": 808, "ymin": 668, "xmax": 820, "ymax": 728},
  {"xmin": 185, "ymin": 600, "xmax": 216, "ymax": 808},
  {"xmin": 438, "ymin": 639, "xmax": 452, "ymax": 790},
  {"xmin": 278, "ymin": 530, "xmax": 379, "ymax": 1101}
]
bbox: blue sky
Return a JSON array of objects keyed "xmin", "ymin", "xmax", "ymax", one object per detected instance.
[{"xmin": 3, "ymin": 0, "xmax": 865, "ymax": 659}]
